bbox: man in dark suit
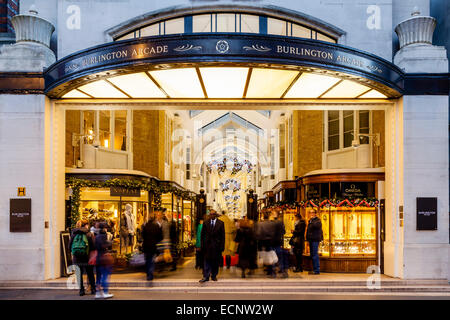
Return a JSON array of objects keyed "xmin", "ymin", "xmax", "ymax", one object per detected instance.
[
  {"xmin": 199, "ymin": 209, "xmax": 225, "ymax": 283},
  {"xmin": 142, "ymin": 211, "xmax": 163, "ymax": 281}
]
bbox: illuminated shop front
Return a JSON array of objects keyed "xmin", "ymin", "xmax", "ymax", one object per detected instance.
[
  {"xmin": 298, "ymin": 170, "xmax": 384, "ymax": 272},
  {"xmin": 0, "ymin": 2, "xmax": 447, "ymax": 281}
]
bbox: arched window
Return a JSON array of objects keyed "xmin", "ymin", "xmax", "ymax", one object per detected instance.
[{"xmin": 110, "ymin": 7, "xmax": 342, "ymax": 44}]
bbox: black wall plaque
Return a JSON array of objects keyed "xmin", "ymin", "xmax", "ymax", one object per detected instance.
[
  {"xmin": 110, "ymin": 186, "xmax": 140, "ymax": 197},
  {"xmin": 416, "ymin": 197, "xmax": 437, "ymax": 230},
  {"xmin": 10, "ymin": 198, "xmax": 31, "ymax": 232}
]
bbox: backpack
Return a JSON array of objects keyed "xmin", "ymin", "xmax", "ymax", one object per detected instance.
[{"xmin": 71, "ymin": 233, "xmax": 89, "ymax": 256}]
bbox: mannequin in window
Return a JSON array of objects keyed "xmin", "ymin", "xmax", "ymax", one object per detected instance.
[{"xmin": 120, "ymin": 204, "xmax": 136, "ymax": 254}]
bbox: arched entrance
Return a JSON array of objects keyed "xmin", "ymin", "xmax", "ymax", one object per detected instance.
[{"xmin": 44, "ymin": 7, "xmax": 406, "ymax": 279}]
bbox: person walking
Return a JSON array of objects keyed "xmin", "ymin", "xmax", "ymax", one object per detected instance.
[
  {"xmin": 255, "ymin": 211, "xmax": 276, "ymax": 277},
  {"xmin": 234, "ymin": 219, "xmax": 257, "ymax": 278},
  {"xmin": 142, "ymin": 211, "xmax": 163, "ymax": 281},
  {"xmin": 306, "ymin": 210, "xmax": 323, "ymax": 275},
  {"xmin": 94, "ymin": 223, "xmax": 114, "ymax": 299},
  {"xmin": 195, "ymin": 218, "xmax": 204, "ymax": 270},
  {"xmin": 218, "ymin": 210, "xmax": 236, "ymax": 269},
  {"xmin": 270, "ymin": 210, "xmax": 288, "ymax": 278},
  {"xmin": 165, "ymin": 209, "xmax": 179, "ymax": 271},
  {"xmin": 290, "ymin": 214, "xmax": 306, "ymax": 273},
  {"xmin": 69, "ymin": 219, "xmax": 96, "ymax": 296},
  {"xmin": 199, "ymin": 210, "xmax": 225, "ymax": 283}
]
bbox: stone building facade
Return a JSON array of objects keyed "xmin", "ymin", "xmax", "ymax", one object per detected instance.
[{"xmin": 0, "ymin": 0, "xmax": 448, "ymax": 281}]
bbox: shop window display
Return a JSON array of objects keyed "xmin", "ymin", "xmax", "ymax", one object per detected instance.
[
  {"xmin": 302, "ymin": 206, "xmax": 376, "ymax": 257},
  {"xmin": 79, "ymin": 187, "xmax": 149, "ymax": 256}
]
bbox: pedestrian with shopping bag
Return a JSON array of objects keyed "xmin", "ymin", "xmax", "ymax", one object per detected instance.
[
  {"xmin": 95, "ymin": 223, "xmax": 114, "ymax": 299},
  {"xmin": 234, "ymin": 219, "xmax": 257, "ymax": 278},
  {"xmin": 142, "ymin": 211, "xmax": 163, "ymax": 281}
]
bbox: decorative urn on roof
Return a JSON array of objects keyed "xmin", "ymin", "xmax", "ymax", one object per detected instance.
[
  {"xmin": 393, "ymin": 7, "xmax": 448, "ymax": 73},
  {"xmin": 11, "ymin": 5, "xmax": 55, "ymax": 48},
  {"xmin": 394, "ymin": 7, "xmax": 436, "ymax": 49}
]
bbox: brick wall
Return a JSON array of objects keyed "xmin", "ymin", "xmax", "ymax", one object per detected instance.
[
  {"xmin": 0, "ymin": 0, "xmax": 19, "ymax": 33},
  {"xmin": 293, "ymin": 110, "xmax": 323, "ymax": 178},
  {"xmin": 133, "ymin": 110, "xmax": 166, "ymax": 178}
]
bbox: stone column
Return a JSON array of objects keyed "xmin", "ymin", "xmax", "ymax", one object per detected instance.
[
  {"xmin": 386, "ymin": 8, "xmax": 449, "ymax": 279},
  {"xmin": 0, "ymin": 7, "xmax": 62, "ymax": 280}
]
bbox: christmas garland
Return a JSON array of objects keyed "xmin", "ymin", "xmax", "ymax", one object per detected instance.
[
  {"xmin": 206, "ymin": 156, "xmax": 254, "ymax": 175},
  {"xmin": 66, "ymin": 177, "xmax": 196, "ymax": 228},
  {"xmin": 266, "ymin": 198, "xmax": 379, "ymax": 211},
  {"xmin": 298, "ymin": 197, "xmax": 379, "ymax": 208},
  {"xmin": 219, "ymin": 179, "xmax": 241, "ymax": 192}
]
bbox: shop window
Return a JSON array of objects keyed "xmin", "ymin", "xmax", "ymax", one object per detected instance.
[
  {"xmin": 270, "ymin": 142, "xmax": 275, "ymax": 179},
  {"xmin": 79, "ymin": 187, "xmax": 149, "ymax": 255},
  {"xmin": 327, "ymin": 111, "xmax": 340, "ymax": 151},
  {"xmin": 292, "ymin": 23, "xmax": 311, "ymax": 39},
  {"xmin": 288, "ymin": 115, "xmax": 293, "ymax": 165},
  {"xmin": 186, "ymin": 146, "xmax": 191, "ymax": 180},
  {"xmin": 99, "ymin": 110, "xmax": 111, "ymax": 148},
  {"xmin": 343, "ymin": 110, "xmax": 354, "ymax": 148},
  {"xmin": 240, "ymin": 14, "xmax": 259, "ymax": 33},
  {"xmin": 114, "ymin": 110, "xmax": 127, "ymax": 151},
  {"xmin": 279, "ymin": 123, "xmax": 286, "ymax": 169},
  {"xmin": 82, "ymin": 110, "xmax": 129, "ymax": 152},
  {"xmin": 217, "ymin": 13, "xmax": 236, "ymax": 32},
  {"xmin": 193, "ymin": 14, "xmax": 212, "ymax": 33},
  {"xmin": 115, "ymin": 13, "xmax": 337, "ymax": 44},
  {"xmin": 165, "ymin": 17, "xmax": 185, "ymax": 35},
  {"xmin": 326, "ymin": 110, "xmax": 370, "ymax": 152},
  {"xmin": 83, "ymin": 111, "xmax": 95, "ymax": 144},
  {"xmin": 317, "ymin": 32, "xmax": 336, "ymax": 43},
  {"xmin": 267, "ymin": 17, "xmax": 287, "ymax": 36},
  {"xmin": 359, "ymin": 110, "xmax": 370, "ymax": 144},
  {"xmin": 140, "ymin": 23, "xmax": 159, "ymax": 37}
]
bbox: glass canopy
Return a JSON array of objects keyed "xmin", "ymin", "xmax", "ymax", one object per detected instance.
[{"xmin": 62, "ymin": 66, "xmax": 388, "ymax": 100}]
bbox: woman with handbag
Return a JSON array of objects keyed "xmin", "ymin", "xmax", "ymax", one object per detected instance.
[
  {"xmin": 290, "ymin": 214, "xmax": 306, "ymax": 273},
  {"xmin": 95, "ymin": 223, "xmax": 114, "ymax": 299}
]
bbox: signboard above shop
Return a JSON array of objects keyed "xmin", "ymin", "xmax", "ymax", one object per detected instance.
[
  {"xmin": 45, "ymin": 34, "xmax": 404, "ymax": 98},
  {"xmin": 110, "ymin": 186, "xmax": 141, "ymax": 197}
]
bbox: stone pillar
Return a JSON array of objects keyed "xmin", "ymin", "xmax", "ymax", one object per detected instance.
[
  {"xmin": 0, "ymin": 7, "xmax": 61, "ymax": 280},
  {"xmin": 385, "ymin": 8, "xmax": 449, "ymax": 279}
]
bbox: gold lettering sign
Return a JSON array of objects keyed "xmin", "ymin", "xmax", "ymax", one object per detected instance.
[{"xmin": 276, "ymin": 45, "xmax": 334, "ymax": 60}]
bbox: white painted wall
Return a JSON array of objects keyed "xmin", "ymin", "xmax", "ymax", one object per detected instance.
[
  {"xmin": 401, "ymin": 95, "xmax": 449, "ymax": 279},
  {"xmin": 0, "ymin": 95, "xmax": 47, "ymax": 280}
]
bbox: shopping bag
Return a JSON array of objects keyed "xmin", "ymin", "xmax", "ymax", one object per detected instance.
[
  {"xmin": 268, "ymin": 250, "xmax": 278, "ymax": 265},
  {"xmin": 257, "ymin": 251, "xmax": 265, "ymax": 268},
  {"xmin": 129, "ymin": 253, "xmax": 145, "ymax": 267},
  {"xmin": 88, "ymin": 250, "xmax": 97, "ymax": 266}
]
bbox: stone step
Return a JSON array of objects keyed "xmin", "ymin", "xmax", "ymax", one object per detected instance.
[
  {"xmin": 1, "ymin": 279, "xmax": 449, "ymax": 288},
  {"xmin": 1, "ymin": 285, "xmax": 450, "ymax": 293}
]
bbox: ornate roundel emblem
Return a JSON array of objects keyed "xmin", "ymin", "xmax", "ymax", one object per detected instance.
[
  {"xmin": 199, "ymin": 198, "xmax": 205, "ymax": 203},
  {"xmin": 216, "ymin": 40, "xmax": 230, "ymax": 53},
  {"xmin": 248, "ymin": 198, "xmax": 254, "ymax": 204}
]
